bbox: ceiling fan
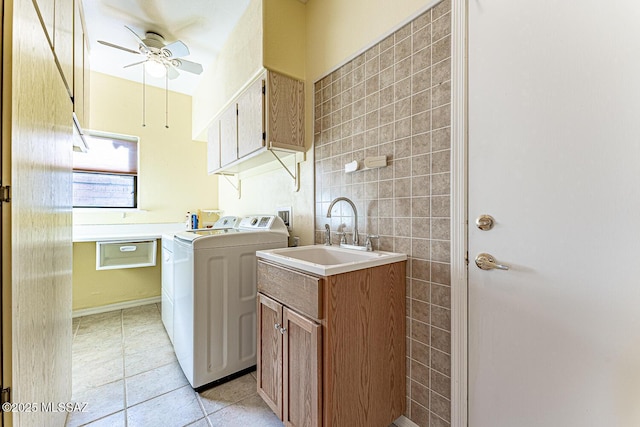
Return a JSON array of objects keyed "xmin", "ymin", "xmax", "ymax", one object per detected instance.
[{"xmin": 98, "ymin": 26, "xmax": 204, "ymax": 79}]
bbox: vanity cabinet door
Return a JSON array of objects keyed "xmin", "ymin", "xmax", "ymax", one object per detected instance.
[
  {"xmin": 257, "ymin": 293, "xmax": 283, "ymax": 418},
  {"xmin": 282, "ymin": 307, "xmax": 321, "ymax": 427}
]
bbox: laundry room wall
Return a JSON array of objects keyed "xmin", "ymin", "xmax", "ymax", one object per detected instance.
[
  {"xmin": 72, "ymin": 72, "xmax": 218, "ymax": 312},
  {"xmin": 218, "ymin": 0, "xmax": 436, "ymax": 247},
  {"xmin": 73, "ymin": 72, "xmax": 218, "ymax": 226}
]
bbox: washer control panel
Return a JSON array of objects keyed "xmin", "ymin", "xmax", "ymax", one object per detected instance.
[{"xmin": 238, "ymin": 215, "xmax": 277, "ymax": 230}]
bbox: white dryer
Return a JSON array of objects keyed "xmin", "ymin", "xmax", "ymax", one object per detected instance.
[
  {"xmin": 161, "ymin": 216, "xmax": 240, "ymax": 343},
  {"xmin": 172, "ymin": 215, "xmax": 288, "ymax": 389}
]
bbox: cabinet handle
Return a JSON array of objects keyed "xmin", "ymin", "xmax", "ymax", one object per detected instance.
[
  {"xmin": 279, "ymin": 327, "xmax": 287, "ymax": 334},
  {"xmin": 274, "ymin": 323, "xmax": 281, "ymax": 330}
]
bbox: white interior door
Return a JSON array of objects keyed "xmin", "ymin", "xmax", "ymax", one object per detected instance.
[{"xmin": 468, "ymin": 1, "xmax": 640, "ymax": 426}]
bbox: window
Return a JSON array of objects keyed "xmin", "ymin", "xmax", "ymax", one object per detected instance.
[{"xmin": 73, "ymin": 131, "xmax": 139, "ymax": 208}]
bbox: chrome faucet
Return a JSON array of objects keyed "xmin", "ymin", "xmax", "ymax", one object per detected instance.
[{"xmin": 326, "ymin": 197, "xmax": 359, "ymax": 246}]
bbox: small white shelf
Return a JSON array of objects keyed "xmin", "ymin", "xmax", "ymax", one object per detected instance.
[{"xmin": 96, "ymin": 239, "xmax": 157, "ymax": 270}]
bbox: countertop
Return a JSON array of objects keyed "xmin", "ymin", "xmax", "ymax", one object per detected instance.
[{"xmin": 73, "ymin": 222, "xmax": 186, "ymax": 242}]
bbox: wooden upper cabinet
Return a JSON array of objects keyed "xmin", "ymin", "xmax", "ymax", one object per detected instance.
[
  {"xmin": 33, "ymin": 0, "xmax": 74, "ymax": 95},
  {"xmin": 219, "ymin": 103, "xmax": 239, "ymax": 167},
  {"xmin": 207, "ymin": 120, "xmax": 221, "ymax": 174},
  {"xmin": 207, "ymin": 69, "xmax": 304, "ymax": 175},
  {"xmin": 267, "ymin": 71, "xmax": 304, "ymax": 150},
  {"xmin": 72, "ymin": 0, "xmax": 84, "ymax": 127},
  {"xmin": 72, "ymin": 0, "xmax": 90, "ymax": 130},
  {"xmin": 237, "ymin": 78, "xmax": 265, "ymax": 158},
  {"xmin": 54, "ymin": 0, "xmax": 74, "ymax": 94},
  {"xmin": 33, "ymin": 0, "xmax": 55, "ymax": 46}
]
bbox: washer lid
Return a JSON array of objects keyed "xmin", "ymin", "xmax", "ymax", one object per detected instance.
[{"xmin": 174, "ymin": 228, "xmax": 240, "ymax": 243}]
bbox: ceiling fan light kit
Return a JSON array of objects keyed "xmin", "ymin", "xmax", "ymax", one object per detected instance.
[{"xmin": 98, "ymin": 25, "xmax": 204, "ymax": 128}]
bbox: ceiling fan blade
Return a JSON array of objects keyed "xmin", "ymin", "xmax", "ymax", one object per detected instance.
[
  {"xmin": 123, "ymin": 60, "xmax": 147, "ymax": 69},
  {"xmin": 167, "ymin": 66, "xmax": 180, "ymax": 80},
  {"xmin": 162, "ymin": 40, "xmax": 190, "ymax": 58},
  {"xmin": 173, "ymin": 59, "xmax": 203, "ymax": 75},
  {"xmin": 98, "ymin": 40, "xmax": 140, "ymax": 55},
  {"xmin": 124, "ymin": 25, "xmax": 149, "ymax": 53}
]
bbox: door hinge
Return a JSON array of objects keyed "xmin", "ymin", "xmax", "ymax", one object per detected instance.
[
  {"xmin": 1, "ymin": 185, "xmax": 10, "ymax": 203},
  {"xmin": 1, "ymin": 387, "xmax": 10, "ymax": 405}
]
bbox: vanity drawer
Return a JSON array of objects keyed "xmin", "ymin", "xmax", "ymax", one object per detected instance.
[{"xmin": 257, "ymin": 260, "xmax": 323, "ymax": 320}]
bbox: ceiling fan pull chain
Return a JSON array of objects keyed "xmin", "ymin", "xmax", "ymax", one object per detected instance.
[
  {"xmin": 142, "ymin": 63, "xmax": 147, "ymax": 127},
  {"xmin": 165, "ymin": 71, "xmax": 169, "ymax": 129}
]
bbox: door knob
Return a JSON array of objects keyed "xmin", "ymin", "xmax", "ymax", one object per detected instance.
[
  {"xmin": 475, "ymin": 214, "xmax": 495, "ymax": 231},
  {"xmin": 475, "ymin": 253, "xmax": 510, "ymax": 270}
]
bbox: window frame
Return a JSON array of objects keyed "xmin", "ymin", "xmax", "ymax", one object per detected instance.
[{"xmin": 72, "ymin": 130, "xmax": 140, "ymax": 209}]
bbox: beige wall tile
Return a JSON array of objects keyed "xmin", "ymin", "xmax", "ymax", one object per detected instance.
[{"xmin": 313, "ymin": 8, "xmax": 452, "ymax": 424}]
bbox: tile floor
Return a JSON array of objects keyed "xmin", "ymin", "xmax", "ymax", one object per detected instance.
[{"xmin": 67, "ymin": 303, "xmax": 283, "ymax": 427}]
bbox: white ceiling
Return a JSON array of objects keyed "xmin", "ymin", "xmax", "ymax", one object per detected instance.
[{"xmin": 82, "ymin": 0, "xmax": 251, "ymax": 95}]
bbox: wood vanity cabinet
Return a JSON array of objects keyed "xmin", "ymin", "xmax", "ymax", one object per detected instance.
[{"xmin": 256, "ymin": 259, "xmax": 406, "ymax": 427}]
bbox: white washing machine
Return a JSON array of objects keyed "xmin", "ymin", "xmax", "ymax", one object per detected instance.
[
  {"xmin": 172, "ymin": 215, "xmax": 288, "ymax": 389},
  {"xmin": 161, "ymin": 216, "xmax": 240, "ymax": 344}
]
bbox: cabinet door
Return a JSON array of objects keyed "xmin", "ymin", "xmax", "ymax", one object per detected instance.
[
  {"xmin": 73, "ymin": 0, "xmax": 84, "ymax": 127},
  {"xmin": 283, "ymin": 307, "xmax": 322, "ymax": 427},
  {"xmin": 237, "ymin": 78, "xmax": 265, "ymax": 158},
  {"xmin": 267, "ymin": 71, "xmax": 304, "ymax": 148},
  {"xmin": 257, "ymin": 294, "xmax": 283, "ymax": 419},
  {"xmin": 220, "ymin": 103, "xmax": 238, "ymax": 167},
  {"xmin": 207, "ymin": 120, "xmax": 221, "ymax": 173},
  {"xmin": 83, "ymin": 36, "xmax": 90, "ymax": 128},
  {"xmin": 54, "ymin": 0, "xmax": 73, "ymax": 94},
  {"xmin": 33, "ymin": 0, "xmax": 55, "ymax": 46}
]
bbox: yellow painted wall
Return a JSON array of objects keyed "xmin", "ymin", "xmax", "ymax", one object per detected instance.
[
  {"xmin": 72, "ymin": 242, "xmax": 161, "ymax": 310},
  {"xmin": 305, "ymin": 0, "xmax": 435, "ymax": 81},
  {"xmin": 73, "ymin": 72, "xmax": 217, "ymax": 310},
  {"xmin": 263, "ymin": 0, "xmax": 306, "ymax": 79},
  {"xmin": 192, "ymin": 0, "xmax": 264, "ymax": 141},
  {"xmin": 192, "ymin": 0, "xmax": 307, "ymax": 141},
  {"xmin": 73, "ymin": 72, "xmax": 218, "ymax": 225}
]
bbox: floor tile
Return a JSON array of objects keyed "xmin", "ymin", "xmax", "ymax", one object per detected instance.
[
  {"xmin": 198, "ymin": 374, "xmax": 258, "ymax": 415},
  {"xmin": 127, "ymin": 385, "xmax": 204, "ymax": 427},
  {"xmin": 124, "ymin": 324, "xmax": 171, "ymax": 354},
  {"xmin": 124, "ymin": 343, "xmax": 178, "ymax": 377},
  {"xmin": 67, "ymin": 380, "xmax": 125, "ymax": 427},
  {"xmin": 82, "ymin": 410, "xmax": 126, "ymax": 427},
  {"xmin": 126, "ymin": 361, "xmax": 189, "ymax": 406},
  {"xmin": 71, "ymin": 305, "xmax": 288, "ymax": 427},
  {"xmin": 185, "ymin": 418, "xmax": 211, "ymax": 427},
  {"xmin": 72, "ymin": 357, "xmax": 124, "ymax": 394},
  {"xmin": 206, "ymin": 394, "xmax": 283, "ymax": 427}
]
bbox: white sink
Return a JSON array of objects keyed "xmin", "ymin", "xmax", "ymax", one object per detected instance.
[{"xmin": 256, "ymin": 245, "xmax": 407, "ymax": 276}]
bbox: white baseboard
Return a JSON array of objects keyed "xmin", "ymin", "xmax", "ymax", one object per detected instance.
[
  {"xmin": 394, "ymin": 416, "xmax": 419, "ymax": 427},
  {"xmin": 72, "ymin": 296, "xmax": 161, "ymax": 318}
]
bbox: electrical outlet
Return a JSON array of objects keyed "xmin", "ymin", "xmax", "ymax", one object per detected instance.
[{"xmin": 277, "ymin": 207, "xmax": 292, "ymax": 230}]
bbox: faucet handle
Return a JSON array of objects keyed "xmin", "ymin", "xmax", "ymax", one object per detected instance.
[
  {"xmin": 365, "ymin": 234, "xmax": 380, "ymax": 251},
  {"xmin": 337, "ymin": 231, "xmax": 347, "ymax": 244},
  {"xmin": 324, "ymin": 224, "xmax": 331, "ymax": 246}
]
